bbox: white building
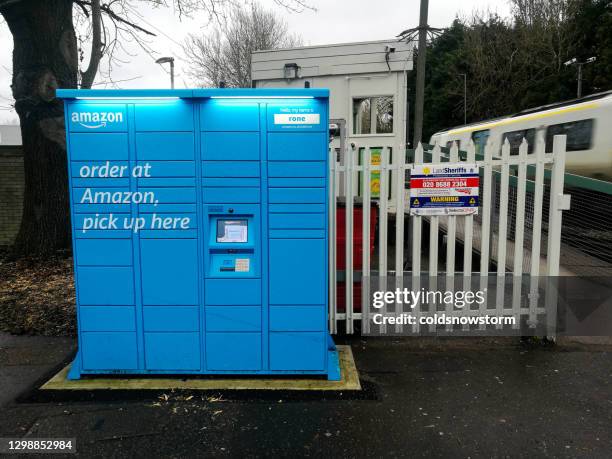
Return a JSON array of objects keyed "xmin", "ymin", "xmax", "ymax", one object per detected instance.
[
  {"xmin": 252, "ymin": 39, "xmax": 413, "ymax": 148},
  {"xmin": 252, "ymin": 39, "xmax": 413, "ymax": 200}
]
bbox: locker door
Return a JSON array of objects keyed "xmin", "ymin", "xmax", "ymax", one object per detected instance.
[
  {"xmin": 134, "ymin": 101, "xmax": 201, "ymax": 371},
  {"xmin": 266, "ymin": 101, "xmax": 328, "ymax": 372},
  {"xmin": 68, "ymin": 103, "xmax": 139, "ymax": 372},
  {"xmin": 269, "ymin": 238, "xmax": 325, "ymax": 305}
]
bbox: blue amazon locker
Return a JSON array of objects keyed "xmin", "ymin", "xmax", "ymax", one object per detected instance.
[{"xmin": 58, "ymin": 88, "xmax": 339, "ymax": 380}]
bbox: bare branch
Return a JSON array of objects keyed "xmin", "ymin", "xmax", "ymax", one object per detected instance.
[
  {"xmin": 100, "ymin": 3, "xmax": 157, "ymax": 36},
  {"xmin": 74, "ymin": 0, "xmax": 90, "ymax": 17},
  {"xmin": 183, "ymin": 2, "xmax": 303, "ymax": 88},
  {"xmin": 73, "ymin": 0, "xmax": 311, "ymax": 89},
  {"xmin": 80, "ymin": 0, "xmax": 103, "ymax": 88},
  {"xmin": 77, "ymin": 0, "xmax": 157, "ymax": 36},
  {"xmin": 271, "ymin": 0, "xmax": 315, "ymax": 13}
]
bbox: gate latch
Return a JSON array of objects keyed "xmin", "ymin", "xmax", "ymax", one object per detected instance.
[{"xmin": 557, "ymin": 194, "xmax": 571, "ymax": 211}]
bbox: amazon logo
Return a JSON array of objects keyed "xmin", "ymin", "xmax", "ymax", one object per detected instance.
[{"xmin": 71, "ymin": 110, "xmax": 124, "ymax": 129}]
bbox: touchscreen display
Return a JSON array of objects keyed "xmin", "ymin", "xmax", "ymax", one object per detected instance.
[{"xmin": 216, "ymin": 219, "xmax": 248, "ymax": 243}]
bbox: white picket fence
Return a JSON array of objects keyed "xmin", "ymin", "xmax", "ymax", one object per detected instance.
[{"xmin": 328, "ymin": 136, "xmax": 569, "ymax": 334}]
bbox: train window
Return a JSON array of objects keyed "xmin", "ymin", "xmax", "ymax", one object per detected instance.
[
  {"xmin": 446, "ymin": 140, "xmax": 461, "ymax": 150},
  {"xmin": 501, "ymin": 129, "xmax": 535, "ymax": 155},
  {"xmin": 471, "ymin": 130, "xmax": 490, "ymax": 156},
  {"xmin": 545, "ymin": 119, "xmax": 594, "ymax": 152}
]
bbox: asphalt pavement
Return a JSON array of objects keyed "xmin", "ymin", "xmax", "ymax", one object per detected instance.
[{"xmin": 1, "ymin": 333, "xmax": 611, "ymax": 458}]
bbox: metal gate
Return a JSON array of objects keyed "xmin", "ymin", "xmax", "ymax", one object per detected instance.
[{"xmin": 328, "ymin": 136, "xmax": 569, "ymax": 334}]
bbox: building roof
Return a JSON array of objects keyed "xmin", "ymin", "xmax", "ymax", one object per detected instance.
[
  {"xmin": 251, "ymin": 39, "xmax": 414, "ymax": 80},
  {"xmin": 252, "ymin": 38, "xmax": 414, "ymax": 54}
]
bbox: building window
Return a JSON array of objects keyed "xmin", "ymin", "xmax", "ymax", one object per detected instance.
[
  {"xmin": 375, "ymin": 97, "xmax": 393, "ymax": 134},
  {"xmin": 502, "ymin": 128, "xmax": 535, "ymax": 155},
  {"xmin": 353, "ymin": 98, "xmax": 371, "ymax": 134},
  {"xmin": 353, "ymin": 96, "xmax": 394, "ymax": 135},
  {"xmin": 545, "ymin": 119, "xmax": 594, "ymax": 152}
]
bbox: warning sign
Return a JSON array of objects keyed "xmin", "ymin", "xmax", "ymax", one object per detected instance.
[{"xmin": 410, "ymin": 163, "xmax": 479, "ymax": 216}]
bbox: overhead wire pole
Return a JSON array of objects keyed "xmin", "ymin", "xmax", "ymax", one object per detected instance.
[
  {"xmin": 460, "ymin": 73, "xmax": 467, "ymax": 125},
  {"xmin": 413, "ymin": 0, "xmax": 429, "ymax": 147},
  {"xmin": 564, "ymin": 56, "xmax": 596, "ymax": 98},
  {"xmin": 397, "ymin": 0, "xmax": 443, "ymax": 147}
]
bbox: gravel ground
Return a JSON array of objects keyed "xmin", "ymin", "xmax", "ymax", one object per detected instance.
[{"xmin": 0, "ymin": 252, "xmax": 76, "ymax": 336}]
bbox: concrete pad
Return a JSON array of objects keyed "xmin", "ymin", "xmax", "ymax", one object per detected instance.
[{"xmin": 40, "ymin": 345, "xmax": 360, "ymax": 391}]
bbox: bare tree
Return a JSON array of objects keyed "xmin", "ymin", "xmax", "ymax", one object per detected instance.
[
  {"xmin": 0, "ymin": 0, "xmax": 310, "ymax": 256},
  {"xmin": 184, "ymin": 3, "xmax": 302, "ymax": 88},
  {"xmin": 511, "ymin": 0, "xmax": 572, "ymax": 73},
  {"xmin": 452, "ymin": 3, "xmax": 573, "ymax": 121}
]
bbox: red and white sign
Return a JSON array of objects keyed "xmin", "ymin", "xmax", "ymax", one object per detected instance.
[{"xmin": 410, "ymin": 163, "xmax": 480, "ymax": 216}]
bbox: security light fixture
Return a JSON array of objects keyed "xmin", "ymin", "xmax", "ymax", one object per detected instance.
[
  {"xmin": 564, "ymin": 56, "xmax": 597, "ymax": 97},
  {"xmin": 155, "ymin": 57, "xmax": 174, "ymax": 65},
  {"xmin": 564, "ymin": 58, "xmax": 577, "ymax": 66},
  {"xmin": 283, "ymin": 63, "xmax": 299, "ymax": 80},
  {"xmin": 155, "ymin": 56, "xmax": 175, "ymax": 89}
]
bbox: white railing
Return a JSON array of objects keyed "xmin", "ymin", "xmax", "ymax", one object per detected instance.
[{"xmin": 329, "ymin": 136, "xmax": 569, "ymax": 334}]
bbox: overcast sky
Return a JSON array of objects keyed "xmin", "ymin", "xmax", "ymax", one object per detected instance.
[{"xmin": 0, "ymin": 0, "xmax": 510, "ymax": 123}]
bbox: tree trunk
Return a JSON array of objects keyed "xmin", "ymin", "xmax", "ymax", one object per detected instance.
[{"xmin": 0, "ymin": 0, "xmax": 78, "ymax": 256}]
